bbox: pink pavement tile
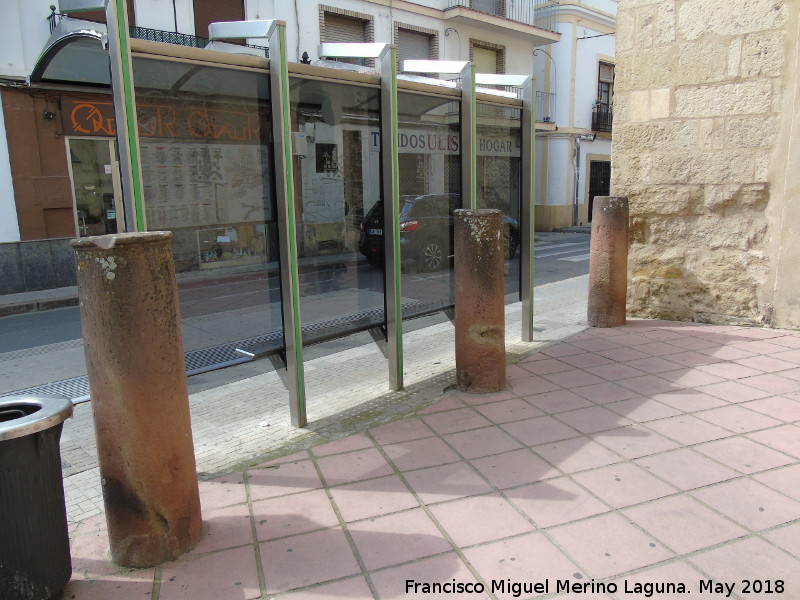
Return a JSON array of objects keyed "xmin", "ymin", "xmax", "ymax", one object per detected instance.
[
  {"xmin": 615, "ymin": 561, "xmax": 706, "ymax": 600},
  {"xmin": 417, "ymin": 396, "xmax": 468, "ymax": 415},
  {"xmin": 257, "ymin": 450, "xmax": 310, "ymax": 466},
  {"xmin": 650, "ymin": 389, "xmax": 728, "ymax": 412},
  {"xmin": 638, "ymin": 328, "xmax": 685, "ymax": 341},
  {"xmin": 748, "ymin": 424, "xmax": 800, "ymax": 458},
  {"xmin": 348, "ymin": 508, "xmax": 451, "ymax": 570},
  {"xmin": 622, "ymin": 495, "xmax": 747, "ymax": 555},
  {"xmin": 501, "ymin": 415, "xmax": 581, "ymax": 446},
  {"xmin": 689, "ymin": 537, "xmax": 800, "ymax": 588},
  {"xmin": 635, "ymin": 448, "xmax": 738, "ymax": 490},
  {"xmin": 763, "ymin": 522, "xmax": 800, "ymax": 557},
  {"xmin": 63, "ymin": 569, "xmax": 155, "ymax": 600},
  {"xmin": 455, "ymin": 389, "xmax": 519, "ymax": 406},
  {"xmin": 541, "ymin": 343, "xmax": 587, "ymax": 358},
  {"xmin": 697, "ymin": 380, "xmax": 777, "ymax": 404},
  {"xmin": 474, "ymin": 398, "xmax": 544, "ymax": 423},
  {"xmin": 70, "ymin": 528, "xmax": 122, "ymax": 580},
  {"xmin": 664, "ymin": 336, "xmax": 722, "ymax": 351},
  {"xmin": 463, "ymin": 532, "xmax": 582, "ymax": 599},
  {"xmin": 533, "ymin": 436, "xmax": 623, "ymax": 473},
  {"xmin": 328, "ymin": 474, "xmax": 420, "ymax": 522},
  {"xmin": 591, "ymin": 425, "xmax": 680, "ymax": 459},
  {"xmin": 630, "ymin": 341, "xmax": 685, "ymax": 357},
  {"xmin": 596, "ymin": 346, "xmax": 652, "ymax": 362},
  {"xmin": 555, "ymin": 406, "xmax": 634, "ymax": 434},
  {"xmin": 547, "ymin": 513, "xmax": 672, "ymax": 579},
  {"xmin": 616, "ymin": 374, "xmax": 685, "ymax": 396},
  {"xmin": 507, "ymin": 364, "xmax": 545, "ymax": 384},
  {"xmin": 369, "ymin": 417, "xmax": 435, "ymax": 445},
  {"xmin": 383, "ymin": 436, "xmax": 461, "ymax": 471},
  {"xmin": 559, "ymin": 351, "xmax": 616, "ymax": 369},
  {"xmin": 695, "ymin": 404, "xmax": 783, "ymax": 433},
  {"xmin": 247, "ymin": 460, "xmax": 324, "ymax": 502},
  {"xmin": 523, "ymin": 389, "xmax": 594, "ymax": 414},
  {"xmin": 429, "ymin": 493, "xmax": 535, "ymax": 547},
  {"xmin": 315, "ymin": 447, "xmax": 394, "ymax": 486},
  {"xmin": 571, "ymin": 462, "xmax": 677, "ymax": 508},
  {"xmin": 443, "ymin": 426, "xmax": 523, "ymax": 459},
  {"xmin": 160, "ymin": 546, "xmax": 260, "ymax": 600},
  {"xmin": 69, "ymin": 512, "xmax": 107, "ymax": 538},
  {"xmin": 697, "ymin": 345, "xmax": 758, "ymax": 361},
  {"xmin": 754, "ymin": 464, "xmax": 800, "ymax": 499},
  {"xmin": 189, "ymin": 502, "xmax": 253, "ymax": 556},
  {"xmin": 692, "ymin": 478, "xmax": 800, "ymax": 531},
  {"xmin": 738, "ymin": 373, "xmax": 800, "ymax": 394},
  {"xmin": 544, "ymin": 369, "xmax": 603, "ymax": 388},
  {"xmin": 403, "ymin": 462, "xmax": 494, "ymax": 505},
  {"xmin": 198, "ymin": 472, "xmax": 247, "ymax": 511},
  {"xmin": 507, "ymin": 373, "xmax": 562, "ymax": 395},
  {"xmin": 605, "ymin": 333, "xmax": 657, "ymax": 347},
  {"xmin": 777, "ymin": 367, "xmax": 800, "ymax": 381},
  {"xmin": 721, "ymin": 327, "xmax": 785, "ymax": 340},
  {"xmin": 731, "ymin": 339, "xmax": 793, "ymax": 354},
  {"xmin": 736, "ymin": 355, "xmax": 798, "ymax": 373},
  {"xmin": 623, "ymin": 356, "xmax": 684, "ymax": 374},
  {"xmin": 370, "ymin": 553, "xmax": 489, "ymax": 600},
  {"xmin": 252, "ymin": 488, "xmax": 340, "ymax": 542},
  {"xmin": 571, "ymin": 381, "xmax": 642, "ymax": 404},
  {"xmin": 277, "ymin": 576, "xmax": 375, "ymax": 600},
  {"xmin": 472, "ymin": 449, "xmax": 560, "ymax": 489},
  {"xmin": 260, "ymin": 528, "xmax": 360, "ymax": 595},
  {"xmin": 657, "ymin": 367, "xmax": 726, "ymax": 387},
  {"xmin": 421, "ymin": 407, "xmax": 493, "ymax": 435},
  {"xmin": 569, "ymin": 337, "xmax": 623, "ymax": 352},
  {"xmin": 770, "ymin": 334, "xmax": 800, "ymax": 348},
  {"xmin": 743, "ymin": 396, "xmax": 800, "ymax": 422},
  {"xmin": 518, "ymin": 357, "xmax": 575, "ymax": 375},
  {"xmin": 311, "ymin": 432, "xmax": 374, "ymax": 457},
  {"xmin": 644, "ymin": 414, "xmax": 732, "ymax": 445},
  {"xmin": 696, "ymin": 437, "xmax": 795, "ymax": 474},
  {"xmin": 695, "ymin": 361, "xmax": 764, "ymax": 379},
  {"xmin": 583, "ymin": 363, "xmax": 648, "ymax": 382},
  {"xmin": 662, "ymin": 350, "xmax": 724, "ymax": 367},
  {"xmin": 506, "ymin": 477, "xmax": 610, "ymax": 527},
  {"xmin": 605, "ymin": 397, "xmax": 682, "ymax": 422}
]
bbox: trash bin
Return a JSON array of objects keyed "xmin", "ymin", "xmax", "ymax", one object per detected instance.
[{"xmin": 0, "ymin": 395, "xmax": 73, "ymax": 600}]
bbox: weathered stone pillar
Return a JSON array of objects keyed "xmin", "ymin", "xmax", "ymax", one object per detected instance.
[
  {"xmin": 454, "ymin": 209, "xmax": 506, "ymax": 393},
  {"xmin": 71, "ymin": 232, "xmax": 202, "ymax": 567},
  {"xmin": 588, "ymin": 196, "xmax": 629, "ymax": 327}
]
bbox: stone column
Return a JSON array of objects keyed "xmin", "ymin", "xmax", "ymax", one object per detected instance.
[
  {"xmin": 454, "ymin": 209, "xmax": 506, "ymax": 393},
  {"xmin": 588, "ymin": 196, "xmax": 629, "ymax": 327},
  {"xmin": 71, "ymin": 232, "xmax": 202, "ymax": 567}
]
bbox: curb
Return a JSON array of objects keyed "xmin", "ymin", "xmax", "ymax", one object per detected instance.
[{"xmin": 0, "ymin": 296, "xmax": 79, "ymax": 318}]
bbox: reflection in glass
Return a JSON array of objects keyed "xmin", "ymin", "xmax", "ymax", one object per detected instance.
[
  {"xmin": 476, "ymin": 102, "xmax": 522, "ymax": 300},
  {"xmin": 289, "ymin": 77, "xmax": 385, "ymax": 344},
  {"xmin": 133, "ymin": 56, "xmax": 280, "ymax": 352}
]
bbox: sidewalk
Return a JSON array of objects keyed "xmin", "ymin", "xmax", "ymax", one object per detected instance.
[{"xmin": 62, "ymin": 287, "xmax": 800, "ymax": 599}]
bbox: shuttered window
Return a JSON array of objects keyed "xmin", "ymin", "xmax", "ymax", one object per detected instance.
[
  {"xmin": 64, "ymin": 2, "xmax": 135, "ymax": 26},
  {"xmin": 323, "ymin": 13, "xmax": 367, "ymax": 43},
  {"xmin": 194, "ymin": 0, "xmax": 244, "ymax": 40},
  {"xmin": 398, "ymin": 29, "xmax": 433, "ymax": 64},
  {"xmin": 473, "ymin": 46, "xmax": 499, "ymax": 74}
]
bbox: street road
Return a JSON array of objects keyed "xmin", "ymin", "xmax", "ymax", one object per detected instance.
[{"xmin": 0, "ymin": 232, "xmax": 591, "ymax": 395}]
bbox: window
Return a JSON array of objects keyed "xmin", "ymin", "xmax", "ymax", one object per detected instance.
[
  {"xmin": 397, "ymin": 28, "xmax": 434, "ymax": 63},
  {"xmin": 470, "ymin": 40, "xmax": 505, "ymax": 75},
  {"xmin": 597, "ymin": 62, "xmax": 614, "ymax": 109},
  {"xmin": 320, "ymin": 6, "xmax": 374, "ymax": 65},
  {"xmin": 193, "ymin": 0, "xmax": 244, "ymax": 40}
]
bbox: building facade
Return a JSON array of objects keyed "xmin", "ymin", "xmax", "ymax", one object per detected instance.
[{"xmin": 613, "ymin": 0, "xmax": 800, "ymax": 329}]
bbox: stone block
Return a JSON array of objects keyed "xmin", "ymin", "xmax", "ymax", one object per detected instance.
[
  {"xmin": 0, "ymin": 243, "xmax": 24, "ymax": 295},
  {"xmin": 649, "ymin": 150, "xmax": 756, "ymax": 185},
  {"xmin": 626, "ymin": 41, "xmax": 730, "ymax": 89},
  {"xmin": 655, "ymin": 4, "xmax": 676, "ymax": 45},
  {"xmin": 725, "ymin": 116, "xmax": 778, "ymax": 148},
  {"xmin": 678, "ymin": 0, "xmax": 787, "ymax": 41},
  {"xmin": 704, "ymin": 183, "xmax": 769, "ymax": 213},
  {"xmin": 651, "ymin": 88, "xmax": 671, "ymax": 118},
  {"xmin": 674, "ymin": 80, "xmax": 772, "ymax": 117},
  {"xmin": 727, "ymin": 39, "xmax": 742, "ymax": 77},
  {"xmin": 617, "ymin": 11, "xmax": 636, "ymax": 52},
  {"xmin": 636, "ymin": 5, "xmax": 656, "ymax": 48},
  {"xmin": 627, "ymin": 184, "xmax": 704, "ymax": 216},
  {"xmin": 19, "ymin": 240, "xmax": 56, "ymax": 291},
  {"xmin": 631, "ymin": 90, "xmax": 650, "ymax": 121},
  {"xmin": 50, "ymin": 238, "xmax": 78, "ymax": 288},
  {"xmin": 742, "ymin": 31, "xmax": 786, "ymax": 77}
]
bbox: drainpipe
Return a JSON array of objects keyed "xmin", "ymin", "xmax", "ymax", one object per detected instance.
[{"xmin": 572, "ymin": 133, "xmax": 594, "ymax": 226}]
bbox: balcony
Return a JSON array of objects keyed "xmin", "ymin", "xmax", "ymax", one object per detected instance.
[
  {"xmin": 592, "ymin": 104, "xmax": 613, "ymax": 133},
  {"xmin": 445, "ymin": 0, "xmax": 561, "ymax": 45},
  {"xmin": 536, "ymin": 90, "xmax": 557, "ymax": 125}
]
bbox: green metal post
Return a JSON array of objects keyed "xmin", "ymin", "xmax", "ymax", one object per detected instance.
[{"xmin": 521, "ymin": 78, "xmax": 537, "ymax": 341}]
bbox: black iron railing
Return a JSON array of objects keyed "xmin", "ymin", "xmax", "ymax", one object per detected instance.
[
  {"xmin": 536, "ymin": 91, "xmax": 556, "ymax": 123},
  {"xmin": 446, "ymin": 0, "xmax": 560, "ymax": 33},
  {"xmin": 592, "ymin": 104, "xmax": 613, "ymax": 132}
]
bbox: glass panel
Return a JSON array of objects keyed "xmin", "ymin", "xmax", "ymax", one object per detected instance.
[
  {"xmin": 387, "ymin": 92, "xmax": 461, "ymax": 318},
  {"xmin": 132, "ymin": 56, "xmax": 280, "ymax": 354},
  {"xmin": 289, "ymin": 77, "xmax": 384, "ymax": 344},
  {"xmin": 476, "ymin": 102, "xmax": 522, "ymax": 301},
  {"xmin": 70, "ymin": 139, "xmax": 119, "ymax": 236}
]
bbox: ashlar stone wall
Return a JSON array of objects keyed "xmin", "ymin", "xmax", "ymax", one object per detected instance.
[{"xmin": 613, "ymin": 0, "xmax": 800, "ymax": 327}]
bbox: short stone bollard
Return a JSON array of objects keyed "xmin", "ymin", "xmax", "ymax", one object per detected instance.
[
  {"xmin": 454, "ymin": 209, "xmax": 506, "ymax": 393},
  {"xmin": 588, "ymin": 196, "xmax": 629, "ymax": 327},
  {"xmin": 71, "ymin": 232, "xmax": 202, "ymax": 567}
]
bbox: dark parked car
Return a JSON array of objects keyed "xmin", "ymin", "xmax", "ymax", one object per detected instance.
[{"xmin": 359, "ymin": 194, "xmax": 520, "ymax": 271}]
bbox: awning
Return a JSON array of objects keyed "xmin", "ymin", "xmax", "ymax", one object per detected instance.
[{"xmin": 30, "ymin": 17, "xmax": 110, "ymax": 86}]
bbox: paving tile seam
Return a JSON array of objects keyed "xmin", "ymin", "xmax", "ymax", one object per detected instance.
[{"xmin": 243, "ymin": 468, "xmax": 270, "ymax": 598}]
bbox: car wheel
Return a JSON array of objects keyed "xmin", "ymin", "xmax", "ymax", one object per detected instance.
[
  {"xmin": 503, "ymin": 234, "xmax": 518, "ymax": 259},
  {"xmin": 418, "ymin": 239, "xmax": 445, "ymax": 272}
]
